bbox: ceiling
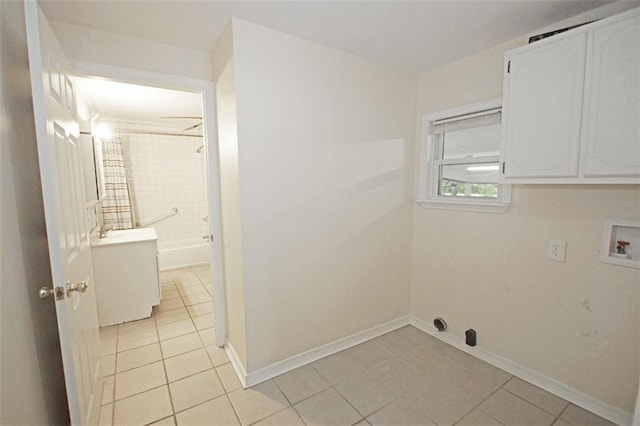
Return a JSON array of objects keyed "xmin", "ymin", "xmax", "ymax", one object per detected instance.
[
  {"xmin": 40, "ymin": 1, "xmax": 614, "ymax": 75},
  {"xmin": 75, "ymin": 77, "xmax": 202, "ymax": 126}
]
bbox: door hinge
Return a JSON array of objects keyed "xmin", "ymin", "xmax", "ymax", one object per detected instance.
[
  {"xmin": 502, "ymin": 162, "xmax": 506, "ymax": 174},
  {"xmin": 507, "ymin": 61, "xmax": 511, "ymax": 74}
]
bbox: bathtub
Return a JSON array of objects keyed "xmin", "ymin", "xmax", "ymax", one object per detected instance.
[{"xmin": 158, "ymin": 238, "xmax": 210, "ymax": 271}]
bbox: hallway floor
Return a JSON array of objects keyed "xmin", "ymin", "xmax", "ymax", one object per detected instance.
[{"xmin": 98, "ymin": 266, "xmax": 614, "ymax": 426}]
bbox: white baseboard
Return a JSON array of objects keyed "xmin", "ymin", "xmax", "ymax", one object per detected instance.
[
  {"xmin": 227, "ymin": 316, "xmax": 410, "ymax": 389},
  {"xmin": 409, "ymin": 315, "xmax": 632, "ymax": 426},
  {"xmin": 223, "ymin": 314, "xmax": 631, "ymax": 425},
  {"xmin": 225, "ymin": 341, "xmax": 248, "ymax": 389},
  {"xmin": 158, "ymin": 261, "xmax": 209, "ymax": 272}
]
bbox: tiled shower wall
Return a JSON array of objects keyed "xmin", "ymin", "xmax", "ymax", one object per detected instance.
[{"xmin": 105, "ymin": 120, "xmax": 208, "ymax": 243}]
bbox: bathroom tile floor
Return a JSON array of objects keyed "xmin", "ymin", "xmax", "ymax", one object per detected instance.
[{"xmin": 98, "ymin": 266, "xmax": 615, "ymax": 426}]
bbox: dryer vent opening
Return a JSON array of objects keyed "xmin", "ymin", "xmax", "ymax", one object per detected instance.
[{"xmin": 433, "ymin": 318, "xmax": 447, "ymax": 332}]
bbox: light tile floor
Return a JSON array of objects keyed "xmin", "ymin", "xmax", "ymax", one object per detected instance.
[{"xmin": 98, "ymin": 266, "xmax": 615, "ymax": 426}]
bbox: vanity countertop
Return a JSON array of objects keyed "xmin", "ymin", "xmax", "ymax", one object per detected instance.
[{"xmin": 92, "ymin": 228, "xmax": 158, "ymax": 247}]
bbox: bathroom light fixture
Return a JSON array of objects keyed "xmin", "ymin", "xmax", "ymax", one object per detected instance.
[
  {"xmin": 94, "ymin": 123, "xmax": 112, "ymax": 140},
  {"xmin": 466, "ymin": 164, "xmax": 499, "ymax": 172}
]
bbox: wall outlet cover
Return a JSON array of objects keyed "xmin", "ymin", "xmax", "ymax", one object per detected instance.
[{"xmin": 547, "ymin": 239, "xmax": 567, "ymax": 262}]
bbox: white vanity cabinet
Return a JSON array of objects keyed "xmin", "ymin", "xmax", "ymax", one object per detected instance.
[
  {"xmin": 500, "ymin": 9, "xmax": 640, "ymax": 183},
  {"xmin": 92, "ymin": 228, "xmax": 160, "ymax": 327}
]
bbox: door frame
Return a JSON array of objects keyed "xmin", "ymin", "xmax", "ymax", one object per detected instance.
[{"xmin": 71, "ymin": 60, "xmax": 227, "ymax": 347}]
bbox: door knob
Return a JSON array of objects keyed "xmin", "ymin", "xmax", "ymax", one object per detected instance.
[
  {"xmin": 39, "ymin": 287, "xmax": 54, "ymax": 299},
  {"xmin": 66, "ymin": 280, "xmax": 89, "ymax": 296}
]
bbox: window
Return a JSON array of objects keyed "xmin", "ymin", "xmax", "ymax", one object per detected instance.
[{"xmin": 417, "ymin": 98, "xmax": 510, "ymax": 213}]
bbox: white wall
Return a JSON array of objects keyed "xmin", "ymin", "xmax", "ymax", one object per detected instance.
[
  {"xmin": 49, "ymin": 21, "xmax": 212, "ymax": 81},
  {"xmin": 42, "ymin": 3, "xmax": 639, "ymax": 416},
  {"xmin": 103, "ymin": 120, "xmax": 208, "ymax": 243},
  {"xmin": 411, "ymin": 5, "xmax": 640, "ymax": 414},
  {"xmin": 0, "ymin": 1, "xmax": 69, "ymax": 423},
  {"xmin": 212, "ymin": 25, "xmax": 248, "ymax": 367},
  {"xmin": 229, "ymin": 19, "xmax": 417, "ymax": 372}
]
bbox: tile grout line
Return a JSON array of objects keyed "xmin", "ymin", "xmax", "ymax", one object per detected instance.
[
  {"xmin": 352, "ymin": 354, "xmax": 417, "ymax": 424},
  {"xmin": 270, "ymin": 372, "xmax": 297, "ymax": 407},
  {"xmin": 354, "ymin": 352, "xmax": 439, "ymax": 425},
  {"xmin": 107, "ymin": 354, "xmax": 217, "ymax": 403},
  {"xmin": 221, "ymin": 389, "xmax": 244, "ymax": 426},
  {"xmin": 334, "ymin": 374, "xmax": 393, "ymax": 422},
  {"xmin": 104, "ymin": 322, "xmax": 166, "ymax": 418},
  {"xmin": 171, "ymin": 393, "xmax": 232, "ymax": 422},
  {"xmin": 330, "ymin": 383, "xmax": 367, "ymax": 424},
  {"xmin": 501, "ymin": 383, "xmax": 569, "ymax": 421},
  {"xmin": 241, "ymin": 381, "xmax": 296, "ymax": 426},
  {"xmin": 556, "ymin": 402, "xmax": 573, "ymax": 425},
  {"xmin": 144, "ymin": 414, "xmax": 175, "ymax": 426},
  {"xmin": 361, "ymin": 398, "xmax": 397, "ymax": 424},
  {"xmin": 455, "ymin": 377, "xmax": 509, "ymax": 425},
  {"xmin": 379, "ymin": 352, "xmax": 442, "ymax": 425},
  {"xmin": 185, "ymin": 269, "xmax": 243, "ymax": 425},
  {"xmin": 112, "ymin": 340, "xmax": 159, "ymax": 374},
  {"xmin": 162, "ymin": 267, "xmax": 212, "ymax": 415},
  {"xmin": 181, "ymin": 270, "xmax": 210, "ymax": 349},
  {"xmin": 108, "ymin": 322, "xmax": 122, "ymax": 425},
  {"xmin": 250, "ymin": 405, "xmax": 307, "ymax": 426},
  {"xmin": 102, "ymin": 269, "xmax": 188, "ymax": 423},
  {"xmin": 179, "ymin": 266, "xmax": 246, "ymax": 425},
  {"xmin": 296, "ymin": 362, "xmax": 371, "ymax": 424},
  {"xmin": 371, "ymin": 331, "xmax": 507, "ymax": 426},
  {"xmin": 110, "ymin": 383, "xmax": 169, "ymax": 405},
  {"xmin": 161, "ymin": 267, "xmax": 220, "ymax": 422},
  {"xmin": 155, "ymin": 275, "xmax": 179, "ymax": 424}
]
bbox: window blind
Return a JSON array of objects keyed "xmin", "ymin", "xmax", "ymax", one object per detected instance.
[{"xmin": 431, "ymin": 108, "xmax": 501, "ymax": 134}]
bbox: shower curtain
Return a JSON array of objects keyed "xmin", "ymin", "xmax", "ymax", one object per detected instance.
[{"xmin": 101, "ymin": 136, "xmax": 134, "ymax": 229}]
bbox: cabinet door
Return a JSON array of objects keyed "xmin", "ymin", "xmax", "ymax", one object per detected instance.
[
  {"xmin": 502, "ymin": 33, "xmax": 587, "ymax": 178},
  {"xmin": 583, "ymin": 14, "xmax": 640, "ymax": 177}
]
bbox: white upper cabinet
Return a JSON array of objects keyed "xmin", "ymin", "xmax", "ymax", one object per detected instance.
[
  {"xmin": 500, "ymin": 9, "xmax": 640, "ymax": 184},
  {"xmin": 502, "ymin": 33, "xmax": 586, "ymax": 178},
  {"xmin": 583, "ymin": 13, "xmax": 640, "ymax": 176}
]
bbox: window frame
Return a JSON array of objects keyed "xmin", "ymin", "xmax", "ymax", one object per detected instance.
[{"xmin": 417, "ymin": 98, "xmax": 511, "ymax": 213}]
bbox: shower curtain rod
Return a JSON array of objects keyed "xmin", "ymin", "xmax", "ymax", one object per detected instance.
[{"xmin": 118, "ymin": 130, "xmax": 203, "ymax": 138}]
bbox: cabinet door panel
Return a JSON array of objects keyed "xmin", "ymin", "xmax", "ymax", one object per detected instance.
[
  {"xmin": 583, "ymin": 14, "xmax": 640, "ymax": 176},
  {"xmin": 502, "ymin": 33, "xmax": 586, "ymax": 178}
]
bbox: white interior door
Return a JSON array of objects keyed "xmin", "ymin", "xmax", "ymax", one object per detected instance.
[{"xmin": 24, "ymin": 3, "xmax": 101, "ymax": 425}]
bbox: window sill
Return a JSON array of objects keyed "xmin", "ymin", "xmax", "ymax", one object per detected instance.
[{"xmin": 416, "ymin": 199, "xmax": 511, "ymax": 214}]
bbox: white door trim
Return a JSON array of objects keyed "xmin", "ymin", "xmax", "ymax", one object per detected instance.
[{"xmin": 70, "ymin": 60, "xmax": 227, "ymax": 347}]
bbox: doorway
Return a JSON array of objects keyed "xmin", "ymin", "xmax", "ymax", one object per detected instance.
[
  {"xmin": 72, "ymin": 65, "xmax": 227, "ymax": 348},
  {"xmin": 76, "ymin": 78, "xmax": 209, "ymax": 264}
]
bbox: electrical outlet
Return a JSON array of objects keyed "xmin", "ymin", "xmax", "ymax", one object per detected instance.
[{"xmin": 547, "ymin": 239, "xmax": 567, "ymax": 262}]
